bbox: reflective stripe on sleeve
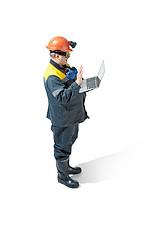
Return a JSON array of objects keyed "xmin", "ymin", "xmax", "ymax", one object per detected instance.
[{"xmin": 52, "ymin": 88, "xmax": 64, "ymax": 98}]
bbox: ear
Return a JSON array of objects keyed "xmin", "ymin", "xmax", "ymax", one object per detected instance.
[{"xmin": 55, "ymin": 54, "xmax": 60, "ymax": 60}]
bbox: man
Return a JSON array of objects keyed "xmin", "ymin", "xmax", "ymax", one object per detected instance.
[{"xmin": 43, "ymin": 36, "xmax": 88, "ymax": 188}]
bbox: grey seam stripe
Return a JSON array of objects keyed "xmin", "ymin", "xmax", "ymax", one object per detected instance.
[
  {"xmin": 61, "ymin": 158, "xmax": 69, "ymax": 162},
  {"xmin": 52, "ymin": 88, "xmax": 64, "ymax": 97}
]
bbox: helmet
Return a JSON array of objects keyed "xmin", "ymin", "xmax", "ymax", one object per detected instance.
[{"xmin": 46, "ymin": 36, "xmax": 72, "ymax": 52}]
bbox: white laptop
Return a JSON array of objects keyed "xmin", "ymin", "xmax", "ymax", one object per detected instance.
[{"xmin": 79, "ymin": 61, "xmax": 105, "ymax": 93}]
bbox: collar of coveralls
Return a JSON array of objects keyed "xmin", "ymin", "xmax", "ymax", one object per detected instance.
[{"xmin": 50, "ymin": 59, "xmax": 67, "ymax": 72}]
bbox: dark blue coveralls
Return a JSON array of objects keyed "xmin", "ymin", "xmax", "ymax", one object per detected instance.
[{"xmin": 43, "ymin": 59, "xmax": 88, "ymax": 162}]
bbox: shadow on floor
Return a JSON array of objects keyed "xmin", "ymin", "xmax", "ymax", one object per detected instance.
[{"xmin": 72, "ymin": 139, "xmax": 160, "ymax": 184}]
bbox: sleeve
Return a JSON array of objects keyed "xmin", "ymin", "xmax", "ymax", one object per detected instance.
[{"xmin": 46, "ymin": 75, "xmax": 80, "ymax": 104}]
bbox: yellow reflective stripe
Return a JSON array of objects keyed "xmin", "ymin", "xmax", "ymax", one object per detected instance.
[{"xmin": 44, "ymin": 63, "xmax": 66, "ymax": 80}]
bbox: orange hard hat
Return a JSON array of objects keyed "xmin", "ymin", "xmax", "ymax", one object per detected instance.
[{"xmin": 46, "ymin": 36, "xmax": 72, "ymax": 52}]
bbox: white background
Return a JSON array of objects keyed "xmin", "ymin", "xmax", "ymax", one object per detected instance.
[{"xmin": 0, "ymin": 0, "xmax": 160, "ymax": 239}]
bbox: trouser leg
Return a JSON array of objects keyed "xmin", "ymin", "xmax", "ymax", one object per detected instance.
[
  {"xmin": 71, "ymin": 124, "xmax": 79, "ymax": 145},
  {"xmin": 51, "ymin": 124, "xmax": 79, "ymax": 162},
  {"xmin": 67, "ymin": 123, "xmax": 82, "ymax": 174}
]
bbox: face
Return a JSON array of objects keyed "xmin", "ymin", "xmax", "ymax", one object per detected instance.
[{"xmin": 56, "ymin": 54, "xmax": 68, "ymax": 66}]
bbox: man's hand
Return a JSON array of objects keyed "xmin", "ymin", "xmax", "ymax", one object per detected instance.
[{"xmin": 76, "ymin": 66, "xmax": 83, "ymax": 86}]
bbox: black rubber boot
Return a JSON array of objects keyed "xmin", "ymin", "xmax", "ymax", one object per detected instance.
[
  {"xmin": 68, "ymin": 163, "xmax": 82, "ymax": 175},
  {"xmin": 56, "ymin": 160, "xmax": 79, "ymax": 188}
]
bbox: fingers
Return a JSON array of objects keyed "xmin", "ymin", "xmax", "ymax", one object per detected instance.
[
  {"xmin": 76, "ymin": 66, "xmax": 83, "ymax": 86},
  {"xmin": 78, "ymin": 66, "xmax": 83, "ymax": 75}
]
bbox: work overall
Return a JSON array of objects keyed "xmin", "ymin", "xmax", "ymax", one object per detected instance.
[{"xmin": 43, "ymin": 60, "xmax": 88, "ymax": 187}]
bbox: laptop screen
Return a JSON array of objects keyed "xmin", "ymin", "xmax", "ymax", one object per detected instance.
[{"xmin": 98, "ymin": 61, "xmax": 105, "ymax": 81}]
